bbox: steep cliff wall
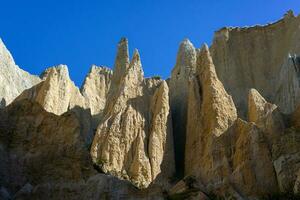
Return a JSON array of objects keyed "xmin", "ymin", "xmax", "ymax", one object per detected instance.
[
  {"xmin": 211, "ymin": 11, "xmax": 300, "ymax": 116},
  {"xmin": 2, "ymin": 11, "xmax": 300, "ymax": 200}
]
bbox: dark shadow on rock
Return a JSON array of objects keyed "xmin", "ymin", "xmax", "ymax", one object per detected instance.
[
  {"xmin": 68, "ymin": 106, "xmax": 95, "ymax": 147},
  {"xmin": 0, "ymin": 98, "xmax": 6, "ymax": 108}
]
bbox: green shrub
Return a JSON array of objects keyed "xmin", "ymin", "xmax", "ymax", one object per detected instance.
[{"xmin": 152, "ymin": 75, "xmax": 161, "ymax": 80}]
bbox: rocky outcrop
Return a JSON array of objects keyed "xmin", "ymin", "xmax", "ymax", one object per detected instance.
[
  {"xmin": 17, "ymin": 65, "xmax": 87, "ymax": 115},
  {"xmin": 185, "ymin": 44, "xmax": 237, "ymax": 189},
  {"xmin": 248, "ymin": 89, "xmax": 285, "ymax": 145},
  {"xmin": 0, "ymin": 99, "xmax": 93, "ymax": 195},
  {"xmin": 275, "ymin": 54, "xmax": 300, "ymax": 114},
  {"xmin": 248, "ymin": 88, "xmax": 277, "ymax": 124},
  {"xmin": 211, "ymin": 11, "xmax": 300, "ymax": 117},
  {"xmin": 179, "ymin": 12, "xmax": 300, "ymax": 198},
  {"xmin": 169, "ymin": 39, "xmax": 197, "ymax": 177},
  {"xmin": 269, "ymin": 101, "xmax": 300, "ymax": 194},
  {"xmin": 15, "ymin": 65, "xmax": 95, "ymax": 144},
  {"xmin": 272, "ymin": 127, "xmax": 300, "ymax": 193},
  {"xmin": 17, "ymin": 63, "xmax": 113, "ymax": 122},
  {"xmin": 81, "ymin": 65, "xmax": 112, "ymax": 117},
  {"xmin": 184, "ymin": 46, "xmax": 279, "ymax": 198},
  {"xmin": 90, "ymin": 39, "xmax": 175, "ymax": 189},
  {"xmin": 0, "ymin": 38, "xmax": 40, "ymax": 107},
  {"xmin": 0, "ymin": 99, "xmax": 166, "ymax": 200},
  {"xmin": 3, "ymin": 11, "xmax": 300, "ymax": 199},
  {"xmin": 231, "ymin": 119, "xmax": 278, "ymax": 197}
]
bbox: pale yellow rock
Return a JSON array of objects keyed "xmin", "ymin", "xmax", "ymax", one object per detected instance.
[
  {"xmin": 15, "ymin": 65, "xmax": 95, "ymax": 145},
  {"xmin": 81, "ymin": 65, "xmax": 112, "ymax": 116},
  {"xmin": 0, "ymin": 99, "xmax": 166, "ymax": 200},
  {"xmin": 148, "ymin": 81, "xmax": 174, "ymax": 183},
  {"xmin": 248, "ymin": 88, "xmax": 285, "ymax": 144},
  {"xmin": 15, "ymin": 62, "xmax": 113, "ymax": 126},
  {"xmin": 248, "ymin": 88, "xmax": 277, "ymax": 124},
  {"xmin": 211, "ymin": 11, "xmax": 300, "ymax": 116},
  {"xmin": 184, "ymin": 67, "xmax": 282, "ymax": 197},
  {"xmin": 185, "ymin": 44, "xmax": 237, "ymax": 184},
  {"xmin": 5, "ymin": 12, "xmax": 300, "ymax": 199},
  {"xmin": 16, "ymin": 65, "xmax": 87, "ymax": 115},
  {"xmin": 184, "ymin": 44, "xmax": 279, "ymax": 198},
  {"xmin": 91, "ymin": 39, "xmax": 174, "ymax": 189},
  {"xmin": 196, "ymin": 44, "xmax": 237, "ymax": 137},
  {"xmin": 0, "ymin": 38, "xmax": 40, "ymax": 107}
]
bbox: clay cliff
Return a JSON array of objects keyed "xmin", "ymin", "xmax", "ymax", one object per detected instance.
[
  {"xmin": 211, "ymin": 10, "xmax": 300, "ymax": 116},
  {"xmin": 2, "ymin": 11, "xmax": 300, "ymax": 200},
  {"xmin": 0, "ymin": 39, "xmax": 40, "ymax": 108},
  {"xmin": 169, "ymin": 39, "xmax": 197, "ymax": 178},
  {"xmin": 81, "ymin": 65, "xmax": 112, "ymax": 118},
  {"xmin": 90, "ymin": 39, "xmax": 175, "ymax": 189}
]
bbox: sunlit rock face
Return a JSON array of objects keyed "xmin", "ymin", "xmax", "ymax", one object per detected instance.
[
  {"xmin": 182, "ymin": 48, "xmax": 280, "ymax": 197},
  {"xmin": 15, "ymin": 64, "xmax": 113, "ymax": 145},
  {"xmin": 17, "ymin": 65, "xmax": 87, "ymax": 115},
  {"xmin": 81, "ymin": 65, "xmax": 112, "ymax": 118},
  {"xmin": 14, "ymin": 65, "xmax": 95, "ymax": 145},
  {"xmin": 90, "ymin": 38, "xmax": 175, "ymax": 189},
  {"xmin": 0, "ymin": 38, "xmax": 40, "ymax": 108},
  {"xmin": 211, "ymin": 11, "xmax": 300, "ymax": 117},
  {"xmin": 184, "ymin": 45, "xmax": 239, "ymax": 196},
  {"xmin": 2, "ymin": 11, "xmax": 300, "ymax": 200}
]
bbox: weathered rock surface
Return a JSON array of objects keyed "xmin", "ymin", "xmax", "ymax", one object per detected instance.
[
  {"xmin": 248, "ymin": 88, "xmax": 277, "ymax": 124},
  {"xmin": 169, "ymin": 39, "xmax": 197, "ymax": 177},
  {"xmin": 81, "ymin": 65, "xmax": 112, "ymax": 117},
  {"xmin": 15, "ymin": 65, "xmax": 95, "ymax": 144},
  {"xmin": 185, "ymin": 44, "xmax": 237, "ymax": 188},
  {"xmin": 17, "ymin": 65, "xmax": 87, "ymax": 115},
  {"xmin": 211, "ymin": 11, "xmax": 300, "ymax": 117},
  {"xmin": 0, "ymin": 99, "xmax": 93, "ymax": 194},
  {"xmin": 248, "ymin": 88, "xmax": 285, "ymax": 145},
  {"xmin": 184, "ymin": 46, "xmax": 280, "ymax": 198},
  {"xmin": 272, "ymin": 127, "xmax": 300, "ymax": 193},
  {"xmin": 268, "ymin": 101, "xmax": 300, "ymax": 194},
  {"xmin": 275, "ymin": 53, "xmax": 300, "ymax": 114},
  {"xmin": 3, "ymin": 11, "xmax": 300, "ymax": 200},
  {"xmin": 168, "ymin": 176, "xmax": 209, "ymax": 200},
  {"xmin": 16, "ymin": 63, "xmax": 113, "ymax": 125},
  {"xmin": 231, "ymin": 119, "xmax": 278, "ymax": 197},
  {"xmin": 0, "ymin": 99, "xmax": 165, "ymax": 200},
  {"xmin": 0, "ymin": 38, "xmax": 40, "ymax": 107},
  {"xmin": 90, "ymin": 38, "xmax": 175, "ymax": 189}
]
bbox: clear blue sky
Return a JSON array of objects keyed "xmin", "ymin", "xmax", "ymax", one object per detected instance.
[{"xmin": 1, "ymin": 0, "xmax": 300, "ymax": 86}]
